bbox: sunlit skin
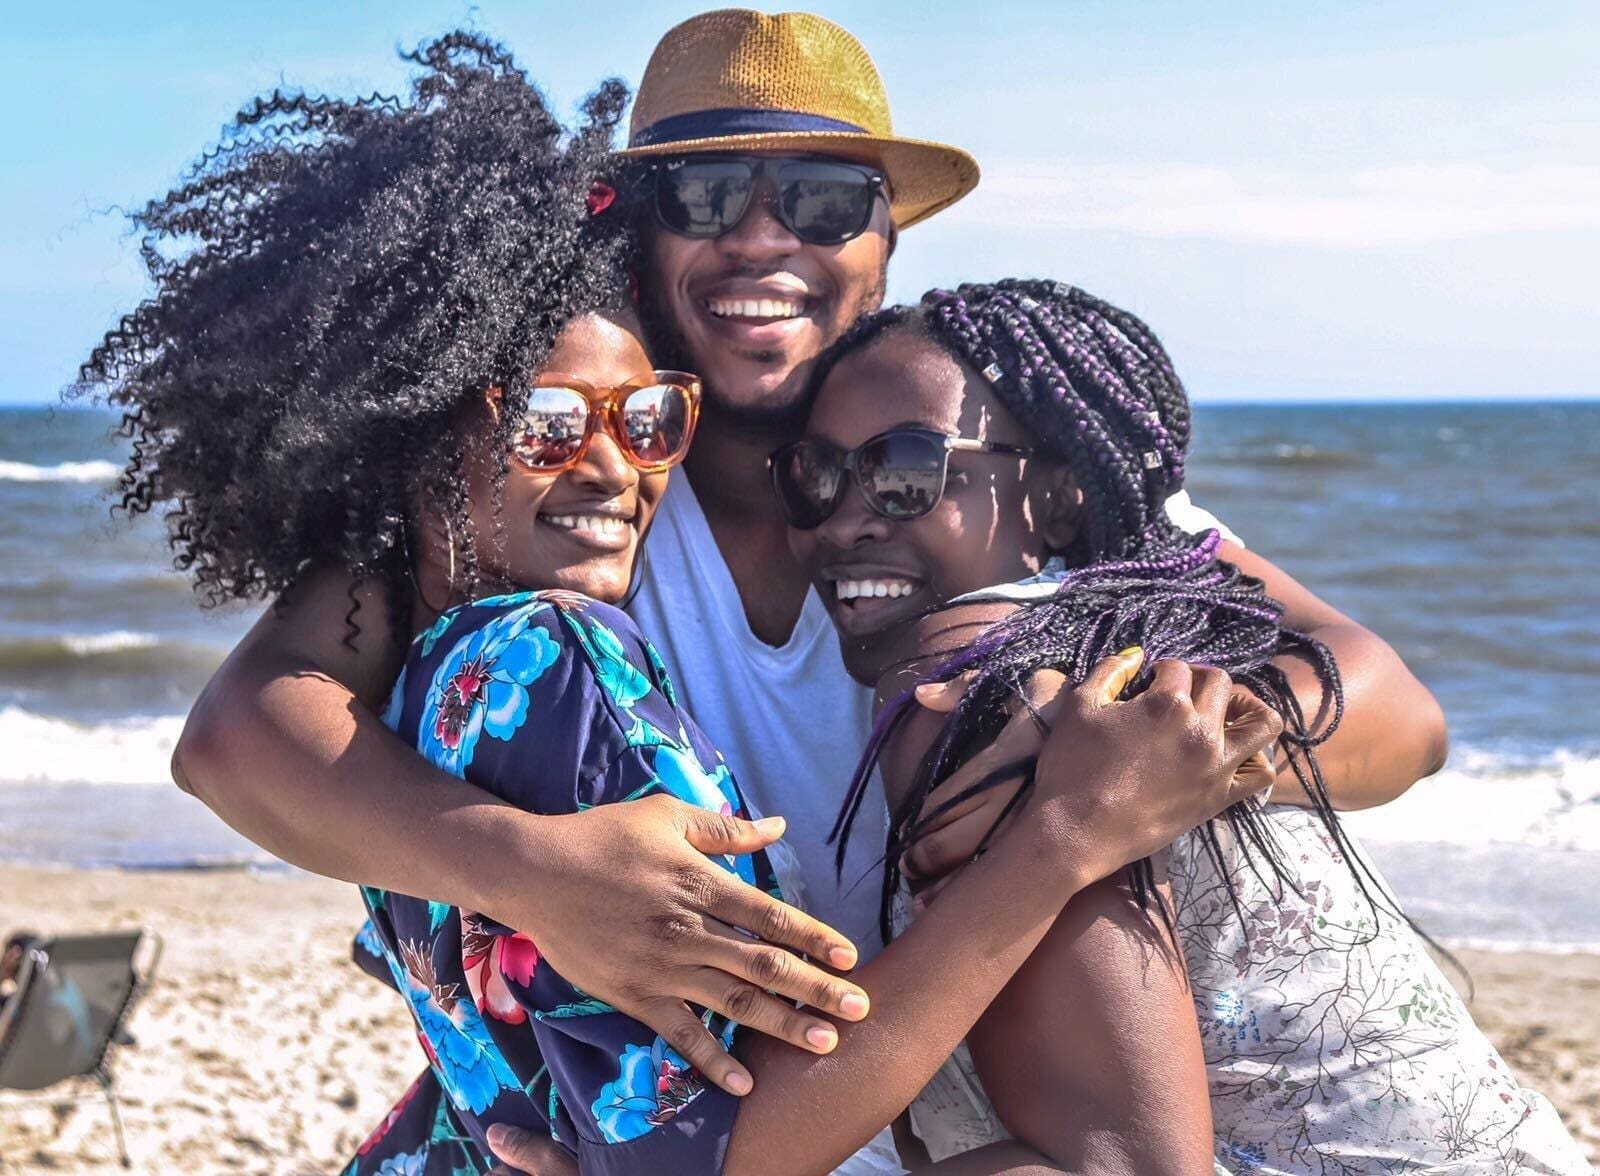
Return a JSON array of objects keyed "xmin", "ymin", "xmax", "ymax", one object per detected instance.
[
  {"xmin": 788, "ymin": 328, "xmax": 1083, "ymax": 686},
  {"xmin": 412, "ymin": 311, "xmax": 667, "ymax": 619},
  {"xmin": 642, "ymin": 154, "xmax": 894, "ymax": 428}
]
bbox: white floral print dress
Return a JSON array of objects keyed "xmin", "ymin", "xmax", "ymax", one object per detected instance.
[{"xmin": 900, "ymin": 807, "xmax": 1590, "ymax": 1174}]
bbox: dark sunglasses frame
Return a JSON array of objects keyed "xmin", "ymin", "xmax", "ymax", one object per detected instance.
[
  {"xmin": 648, "ymin": 155, "xmax": 888, "ymax": 246},
  {"xmin": 506, "ymin": 371, "xmax": 702, "ymax": 474},
  {"xmin": 768, "ymin": 426, "xmax": 1036, "ymax": 530}
]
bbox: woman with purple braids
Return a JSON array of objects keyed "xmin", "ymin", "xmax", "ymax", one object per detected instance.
[{"xmin": 780, "ymin": 279, "xmax": 1587, "ymax": 1173}]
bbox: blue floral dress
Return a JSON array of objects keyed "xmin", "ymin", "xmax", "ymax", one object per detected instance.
[{"xmin": 343, "ymin": 591, "xmax": 781, "ymax": 1176}]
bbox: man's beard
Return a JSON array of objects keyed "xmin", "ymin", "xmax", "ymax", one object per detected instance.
[{"xmin": 634, "ymin": 258, "xmax": 888, "ymax": 439}]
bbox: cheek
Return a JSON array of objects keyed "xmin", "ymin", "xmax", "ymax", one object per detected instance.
[
  {"xmin": 650, "ymin": 235, "xmax": 699, "ymax": 294},
  {"xmin": 822, "ymin": 240, "xmax": 887, "ymax": 318},
  {"xmin": 636, "ymin": 472, "xmax": 670, "ymax": 530},
  {"xmin": 787, "ymin": 524, "xmax": 819, "ymax": 566},
  {"xmin": 495, "ymin": 466, "xmax": 555, "ymax": 527}
]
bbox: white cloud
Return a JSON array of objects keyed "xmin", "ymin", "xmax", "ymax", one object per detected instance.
[{"xmin": 944, "ymin": 160, "xmax": 1600, "ymax": 249}]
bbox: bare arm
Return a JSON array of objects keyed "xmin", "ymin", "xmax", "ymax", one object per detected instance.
[
  {"xmin": 1223, "ymin": 543, "xmax": 1448, "ymax": 810},
  {"xmin": 174, "ymin": 568, "xmax": 870, "ymax": 1093},
  {"xmin": 968, "ymin": 877, "xmax": 1212, "ymax": 1175},
  {"xmin": 720, "ymin": 654, "xmax": 1279, "ymax": 1176}
]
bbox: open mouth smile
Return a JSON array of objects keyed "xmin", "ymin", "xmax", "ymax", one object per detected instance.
[{"xmin": 537, "ymin": 509, "xmax": 636, "ymax": 552}]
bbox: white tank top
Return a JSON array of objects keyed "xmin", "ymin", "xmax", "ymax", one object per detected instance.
[{"xmin": 625, "ymin": 475, "xmax": 893, "ymax": 961}]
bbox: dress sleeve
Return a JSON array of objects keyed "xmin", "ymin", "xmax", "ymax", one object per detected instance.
[{"xmin": 387, "ymin": 591, "xmax": 771, "ymax": 1174}]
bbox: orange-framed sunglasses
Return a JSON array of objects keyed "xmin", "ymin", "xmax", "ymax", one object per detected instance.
[{"xmin": 505, "ymin": 371, "xmax": 702, "ymax": 474}]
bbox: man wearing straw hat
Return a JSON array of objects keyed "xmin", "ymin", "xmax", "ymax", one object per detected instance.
[{"xmin": 174, "ymin": 9, "xmax": 1447, "ymax": 1170}]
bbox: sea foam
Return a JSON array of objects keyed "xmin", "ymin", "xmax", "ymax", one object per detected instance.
[
  {"xmin": 0, "ymin": 706, "xmax": 184, "ymax": 787},
  {"xmin": 1341, "ymin": 746, "xmax": 1600, "ymax": 855},
  {"xmin": 0, "ymin": 459, "xmax": 120, "ymax": 484}
]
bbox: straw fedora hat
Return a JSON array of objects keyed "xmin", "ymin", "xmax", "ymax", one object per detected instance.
[{"xmin": 618, "ymin": 9, "xmax": 979, "ymax": 229}]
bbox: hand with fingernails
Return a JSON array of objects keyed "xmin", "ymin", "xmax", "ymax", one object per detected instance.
[
  {"xmin": 905, "ymin": 648, "xmax": 1282, "ymax": 884},
  {"xmin": 480, "ymin": 648, "xmax": 1280, "ymax": 1176},
  {"xmin": 493, "ymin": 794, "xmax": 868, "ymax": 1100}
]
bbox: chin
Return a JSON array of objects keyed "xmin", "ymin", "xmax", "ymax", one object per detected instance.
[
  {"xmin": 837, "ymin": 631, "xmax": 893, "ymax": 688},
  {"xmin": 544, "ymin": 561, "xmax": 633, "ymax": 606}
]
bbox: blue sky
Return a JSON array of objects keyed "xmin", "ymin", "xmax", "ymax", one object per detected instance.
[{"xmin": 3, "ymin": 0, "xmax": 1596, "ymax": 405}]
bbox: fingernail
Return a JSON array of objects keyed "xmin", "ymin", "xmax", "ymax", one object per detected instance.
[
  {"xmin": 828, "ymin": 945, "xmax": 857, "ymax": 969},
  {"xmin": 485, "ymin": 1123, "xmax": 510, "ymax": 1149},
  {"xmin": 753, "ymin": 816, "xmax": 785, "ymax": 836},
  {"xmin": 805, "ymin": 1024, "xmax": 838, "ymax": 1052},
  {"xmin": 726, "ymin": 1070, "xmax": 753, "ymax": 1095},
  {"xmin": 1118, "ymin": 646, "xmax": 1142, "ymax": 658},
  {"xmin": 839, "ymin": 992, "xmax": 869, "ymax": 1019}
]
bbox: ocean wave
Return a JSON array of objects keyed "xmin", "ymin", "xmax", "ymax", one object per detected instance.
[
  {"xmin": 0, "ymin": 459, "xmax": 120, "ymax": 484},
  {"xmin": 0, "ymin": 707, "xmax": 184, "ymax": 786},
  {"xmin": 60, "ymin": 630, "xmax": 161, "ymax": 655},
  {"xmin": 1210, "ymin": 443, "xmax": 1365, "ymax": 470},
  {"xmin": 1340, "ymin": 746, "xmax": 1600, "ymax": 855},
  {"xmin": 0, "ymin": 632, "xmax": 222, "ymax": 677}
]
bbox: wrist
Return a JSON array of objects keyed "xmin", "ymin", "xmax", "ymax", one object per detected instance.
[
  {"xmin": 992, "ymin": 806, "xmax": 1098, "ymax": 909},
  {"xmin": 443, "ymin": 800, "xmax": 547, "ymax": 920}
]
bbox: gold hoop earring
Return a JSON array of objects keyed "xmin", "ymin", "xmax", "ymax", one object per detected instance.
[{"xmin": 401, "ymin": 516, "xmax": 452, "ymax": 615}]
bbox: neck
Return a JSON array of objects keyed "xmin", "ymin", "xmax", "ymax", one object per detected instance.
[{"xmin": 683, "ymin": 409, "xmax": 813, "ymax": 647}]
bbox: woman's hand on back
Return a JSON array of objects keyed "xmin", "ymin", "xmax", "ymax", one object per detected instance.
[
  {"xmin": 904, "ymin": 650, "xmax": 1281, "ymax": 883},
  {"xmin": 485, "ymin": 794, "xmax": 869, "ymax": 1097}
]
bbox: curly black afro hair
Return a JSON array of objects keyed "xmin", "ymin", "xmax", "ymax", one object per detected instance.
[{"xmin": 72, "ymin": 32, "xmax": 633, "ymax": 639}]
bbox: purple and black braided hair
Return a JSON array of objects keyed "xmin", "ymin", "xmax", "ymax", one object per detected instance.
[{"xmin": 818, "ymin": 279, "xmax": 1397, "ymax": 942}]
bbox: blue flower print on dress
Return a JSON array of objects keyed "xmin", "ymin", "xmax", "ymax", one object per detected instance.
[
  {"xmin": 419, "ymin": 613, "xmax": 456, "ymax": 658},
  {"xmin": 398, "ymin": 940, "xmax": 520, "ymax": 1116},
  {"xmin": 419, "ymin": 604, "xmax": 561, "ymax": 775},
  {"xmin": 381, "ymin": 667, "xmax": 408, "ymax": 733},
  {"xmin": 355, "ymin": 918, "xmax": 386, "ymax": 960},
  {"xmin": 641, "ymin": 638, "xmax": 678, "ymax": 707},
  {"xmin": 375, "ymin": 1151, "xmax": 428, "ymax": 1176},
  {"xmin": 591, "ymin": 1037, "xmax": 707, "ymax": 1144},
  {"xmin": 648, "ymin": 744, "xmax": 756, "ymax": 885},
  {"xmin": 1219, "ymin": 1139, "xmax": 1266, "ymax": 1172},
  {"xmin": 565, "ymin": 614, "xmax": 651, "ymax": 710}
]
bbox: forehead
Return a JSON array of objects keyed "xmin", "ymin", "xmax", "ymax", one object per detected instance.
[
  {"xmin": 808, "ymin": 328, "xmax": 1024, "ymax": 446},
  {"xmin": 541, "ymin": 312, "xmax": 652, "ymax": 385}
]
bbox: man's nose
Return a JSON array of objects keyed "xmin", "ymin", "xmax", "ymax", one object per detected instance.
[{"xmin": 717, "ymin": 178, "xmax": 802, "ymax": 261}]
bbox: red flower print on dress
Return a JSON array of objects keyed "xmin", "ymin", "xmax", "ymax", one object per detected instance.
[
  {"xmin": 647, "ymin": 1057, "xmax": 704, "ymax": 1127},
  {"xmin": 356, "ymin": 1069, "xmax": 427, "ymax": 1155},
  {"xmin": 462, "ymin": 914, "xmax": 540, "ymax": 1024},
  {"xmin": 434, "ymin": 655, "xmax": 492, "ymax": 751}
]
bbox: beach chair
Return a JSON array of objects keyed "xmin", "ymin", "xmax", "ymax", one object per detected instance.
[{"xmin": 0, "ymin": 928, "xmax": 163, "ymax": 1168}]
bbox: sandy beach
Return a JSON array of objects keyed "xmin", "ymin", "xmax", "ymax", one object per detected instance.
[{"xmin": 1, "ymin": 865, "xmax": 1595, "ymax": 1173}]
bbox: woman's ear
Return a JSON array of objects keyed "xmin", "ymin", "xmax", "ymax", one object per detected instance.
[
  {"xmin": 1038, "ymin": 466, "xmax": 1083, "ymax": 553},
  {"xmin": 485, "ymin": 385, "xmax": 503, "ymax": 424}
]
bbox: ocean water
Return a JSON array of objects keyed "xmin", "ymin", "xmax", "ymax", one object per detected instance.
[{"xmin": 1, "ymin": 403, "xmax": 1597, "ymax": 950}]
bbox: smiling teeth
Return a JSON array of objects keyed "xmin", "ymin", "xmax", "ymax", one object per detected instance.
[
  {"xmin": 545, "ymin": 515, "xmax": 627, "ymax": 534},
  {"xmin": 834, "ymin": 578, "xmax": 917, "ymax": 601},
  {"xmin": 707, "ymin": 298, "xmax": 803, "ymax": 319}
]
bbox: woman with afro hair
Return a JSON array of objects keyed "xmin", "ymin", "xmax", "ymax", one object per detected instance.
[{"xmin": 74, "ymin": 34, "xmax": 1283, "ymax": 1176}]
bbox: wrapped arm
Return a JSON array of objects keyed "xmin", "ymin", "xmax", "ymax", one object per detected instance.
[{"xmin": 1222, "ymin": 543, "xmax": 1448, "ymax": 809}]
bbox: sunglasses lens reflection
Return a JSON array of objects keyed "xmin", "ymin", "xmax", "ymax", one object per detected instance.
[
  {"xmin": 657, "ymin": 160, "xmax": 754, "ymax": 237},
  {"xmin": 772, "ymin": 442, "xmax": 842, "ymax": 529},
  {"xmin": 515, "ymin": 387, "xmax": 590, "ymax": 468},
  {"xmin": 621, "ymin": 384, "xmax": 694, "ymax": 465},
  {"xmin": 859, "ymin": 432, "xmax": 946, "ymax": 518},
  {"xmin": 777, "ymin": 161, "xmax": 877, "ymax": 245}
]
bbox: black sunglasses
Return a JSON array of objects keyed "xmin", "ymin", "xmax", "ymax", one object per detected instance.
[
  {"xmin": 650, "ymin": 155, "xmax": 888, "ymax": 246},
  {"xmin": 769, "ymin": 426, "xmax": 1036, "ymax": 530}
]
